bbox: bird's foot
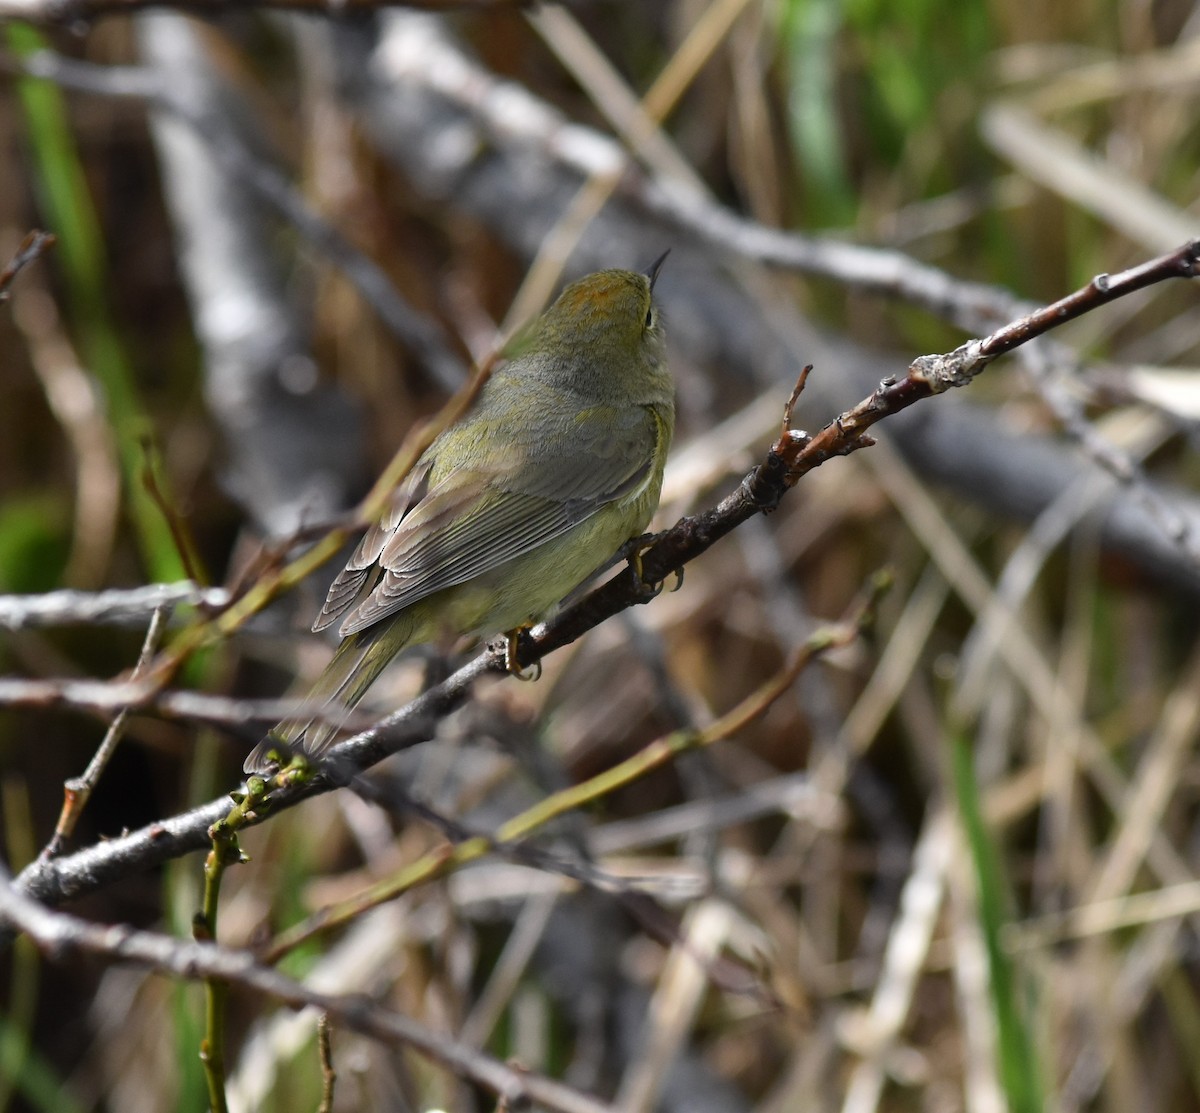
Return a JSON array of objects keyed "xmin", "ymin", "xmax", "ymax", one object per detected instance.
[
  {"xmin": 623, "ymin": 534, "xmax": 683, "ymax": 600},
  {"xmin": 504, "ymin": 626, "xmax": 542, "ymax": 681}
]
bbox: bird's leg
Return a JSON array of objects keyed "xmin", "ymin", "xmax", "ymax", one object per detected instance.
[
  {"xmin": 504, "ymin": 625, "xmax": 543, "ymax": 681},
  {"xmin": 620, "ymin": 533, "xmax": 683, "ymax": 599}
]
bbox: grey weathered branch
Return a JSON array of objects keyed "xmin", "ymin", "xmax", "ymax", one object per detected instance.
[
  {"xmin": 0, "ymin": 581, "xmax": 229, "ymax": 629},
  {"xmin": 0, "ymin": 864, "xmax": 612, "ymax": 1113}
]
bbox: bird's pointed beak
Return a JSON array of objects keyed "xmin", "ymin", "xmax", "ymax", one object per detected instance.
[{"xmin": 644, "ymin": 249, "xmax": 670, "ymax": 291}]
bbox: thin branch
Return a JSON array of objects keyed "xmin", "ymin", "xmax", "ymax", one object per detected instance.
[
  {"xmin": 0, "ymin": 229, "xmax": 55, "ymax": 302},
  {"xmin": 40, "ymin": 605, "xmax": 171, "ymax": 861},
  {"xmin": 0, "ymin": 866, "xmax": 613, "ymax": 1113},
  {"xmin": 957, "ymin": 242, "xmax": 1200, "ymax": 370},
  {"xmin": 197, "ymin": 802, "xmax": 247, "ymax": 1113},
  {"xmin": 316, "ymin": 1013, "xmax": 336, "ymax": 1113}
]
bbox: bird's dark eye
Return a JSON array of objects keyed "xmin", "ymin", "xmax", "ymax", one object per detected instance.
[{"xmin": 644, "ymin": 305, "xmax": 655, "ymax": 328}]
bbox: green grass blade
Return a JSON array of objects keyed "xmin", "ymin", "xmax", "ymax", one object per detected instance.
[
  {"xmin": 8, "ymin": 22, "xmax": 186, "ymax": 583},
  {"xmin": 951, "ymin": 726, "xmax": 1043, "ymax": 1113},
  {"xmin": 778, "ymin": 0, "xmax": 856, "ymax": 226}
]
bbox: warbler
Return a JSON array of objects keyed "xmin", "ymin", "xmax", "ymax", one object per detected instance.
[{"xmin": 244, "ymin": 256, "xmax": 674, "ymax": 773}]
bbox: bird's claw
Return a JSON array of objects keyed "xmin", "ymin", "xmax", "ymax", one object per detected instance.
[
  {"xmin": 504, "ymin": 627, "xmax": 542, "ymax": 681},
  {"xmin": 625, "ymin": 538, "xmax": 682, "ymax": 601}
]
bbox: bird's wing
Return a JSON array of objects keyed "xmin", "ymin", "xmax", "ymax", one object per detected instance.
[
  {"xmin": 311, "ymin": 457, "xmax": 434, "ymax": 633},
  {"xmin": 318, "ymin": 404, "xmax": 663, "ymax": 637}
]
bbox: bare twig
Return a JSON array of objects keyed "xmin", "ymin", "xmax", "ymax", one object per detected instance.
[
  {"xmin": 40, "ymin": 605, "xmax": 171, "ymax": 861},
  {"xmin": 316, "ymin": 1013, "xmax": 336, "ymax": 1113},
  {"xmin": 138, "ymin": 437, "xmax": 210, "ymax": 587},
  {"xmin": 923, "ymin": 239, "xmax": 1200, "ymax": 379},
  {"xmin": 0, "ymin": 229, "xmax": 55, "ymax": 302}
]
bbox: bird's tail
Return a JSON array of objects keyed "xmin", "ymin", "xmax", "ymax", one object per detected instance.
[{"xmin": 243, "ymin": 627, "xmax": 400, "ymax": 774}]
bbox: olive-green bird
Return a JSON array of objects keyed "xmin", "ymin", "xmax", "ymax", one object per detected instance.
[{"xmin": 244, "ymin": 258, "xmax": 674, "ymax": 773}]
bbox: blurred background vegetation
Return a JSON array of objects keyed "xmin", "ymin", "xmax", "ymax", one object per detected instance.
[{"xmin": 2, "ymin": 0, "xmax": 1200, "ymax": 1110}]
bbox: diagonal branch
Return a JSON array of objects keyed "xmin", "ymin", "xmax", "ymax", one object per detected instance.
[{"xmin": 7, "ymin": 239, "xmax": 1195, "ymax": 927}]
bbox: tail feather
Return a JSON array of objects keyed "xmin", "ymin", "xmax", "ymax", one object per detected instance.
[{"xmin": 243, "ymin": 628, "xmax": 399, "ymax": 773}]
